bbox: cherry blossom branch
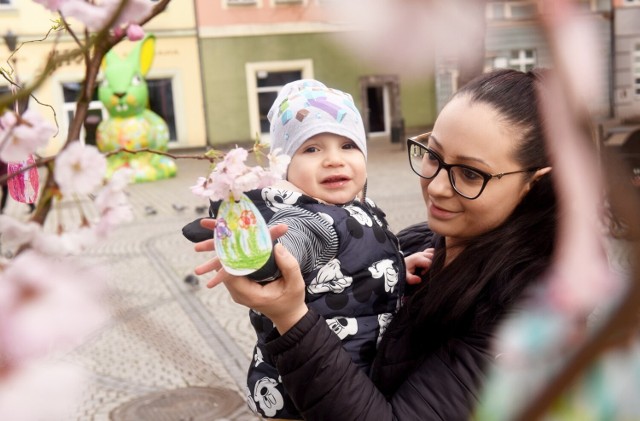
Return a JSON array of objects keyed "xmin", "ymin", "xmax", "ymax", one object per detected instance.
[
  {"xmin": 0, "ymin": 147, "xmax": 230, "ymax": 187},
  {"xmin": 104, "ymin": 147, "xmax": 225, "ymax": 161}
]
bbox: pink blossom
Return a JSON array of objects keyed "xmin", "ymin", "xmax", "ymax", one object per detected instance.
[
  {"xmin": 268, "ymin": 148, "xmax": 291, "ymax": 178},
  {"xmin": 54, "ymin": 142, "xmax": 107, "ymax": 196},
  {"xmin": 191, "ymin": 147, "xmax": 288, "ymax": 201},
  {"xmin": 0, "ymin": 215, "xmax": 41, "ymax": 250},
  {"xmin": 33, "ymin": 227, "xmax": 99, "ymax": 256},
  {"xmin": 231, "ymin": 171, "xmax": 260, "ymax": 200},
  {"xmin": 208, "ymin": 172, "xmax": 235, "ymax": 201},
  {"xmin": 254, "ymin": 166, "xmax": 280, "ymax": 189},
  {"xmin": 190, "ymin": 175, "xmax": 217, "ymax": 198},
  {"xmin": 218, "ymin": 147, "xmax": 249, "ymax": 178},
  {"xmin": 327, "ymin": 0, "xmax": 485, "ymax": 77},
  {"xmin": 91, "ymin": 168, "xmax": 133, "ymax": 236},
  {"xmin": 30, "ymin": 0, "xmax": 63, "ymax": 11},
  {"xmin": 0, "ymin": 110, "xmax": 56, "ymax": 162},
  {"xmin": 0, "ymin": 251, "xmax": 107, "ymax": 365},
  {"xmin": 59, "ymin": 0, "xmax": 154, "ymax": 32},
  {"xmin": 93, "ymin": 190, "xmax": 133, "ymax": 237},
  {"xmin": 126, "ymin": 24, "xmax": 145, "ymax": 41},
  {"xmin": 0, "ymin": 361, "xmax": 86, "ymax": 420}
]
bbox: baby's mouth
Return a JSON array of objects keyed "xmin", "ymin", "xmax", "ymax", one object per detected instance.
[{"xmin": 322, "ymin": 175, "xmax": 349, "ymax": 184}]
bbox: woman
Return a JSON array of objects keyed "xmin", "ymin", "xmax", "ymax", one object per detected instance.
[{"xmin": 195, "ymin": 68, "xmax": 557, "ymax": 419}]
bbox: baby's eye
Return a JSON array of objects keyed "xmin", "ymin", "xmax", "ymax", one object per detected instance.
[
  {"xmin": 302, "ymin": 146, "xmax": 319, "ymax": 153},
  {"xmin": 342, "ymin": 142, "xmax": 357, "ymax": 150}
]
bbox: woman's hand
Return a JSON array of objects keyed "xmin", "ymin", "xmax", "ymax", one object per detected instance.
[
  {"xmin": 405, "ymin": 247, "xmax": 435, "ymax": 285},
  {"xmin": 193, "ymin": 218, "xmax": 308, "ymax": 333}
]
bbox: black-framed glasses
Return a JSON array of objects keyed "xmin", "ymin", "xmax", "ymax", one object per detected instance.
[{"xmin": 407, "ymin": 132, "xmax": 539, "ymax": 200}]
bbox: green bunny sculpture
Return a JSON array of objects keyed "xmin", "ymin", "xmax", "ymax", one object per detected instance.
[{"xmin": 97, "ymin": 34, "xmax": 177, "ymax": 183}]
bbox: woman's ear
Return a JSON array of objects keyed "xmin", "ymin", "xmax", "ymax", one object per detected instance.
[
  {"xmin": 533, "ymin": 166, "xmax": 552, "ymax": 180},
  {"xmin": 524, "ymin": 166, "xmax": 552, "ymax": 192}
]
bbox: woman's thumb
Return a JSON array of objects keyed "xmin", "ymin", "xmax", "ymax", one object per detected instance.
[{"xmin": 274, "ymin": 243, "xmax": 301, "ymax": 282}]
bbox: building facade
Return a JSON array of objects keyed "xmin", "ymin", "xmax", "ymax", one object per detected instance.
[
  {"xmin": 436, "ymin": 0, "xmax": 614, "ymax": 118},
  {"xmin": 194, "ymin": 0, "xmax": 437, "ymax": 147}
]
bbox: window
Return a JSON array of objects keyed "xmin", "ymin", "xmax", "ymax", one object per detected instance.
[
  {"xmin": 62, "ymin": 82, "xmax": 107, "ymax": 146},
  {"xmin": 256, "ymin": 70, "xmax": 303, "ymax": 133},
  {"xmin": 633, "ymin": 43, "xmax": 640, "ymax": 99},
  {"xmin": 488, "ymin": 49, "xmax": 536, "ymax": 72},
  {"xmin": 486, "ymin": 1, "xmax": 539, "ymax": 20},
  {"xmin": 62, "ymin": 77, "xmax": 177, "ymax": 146},
  {"xmin": 246, "ymin": 60, "xmax": 313, "ymax": 141},
  {"xmin": 227, "ymin": 0, "xmax": 257, "ymax": 5},
  {"xmin": 147, "ymin": 78, "xmax": 177, "ymax": 142}
]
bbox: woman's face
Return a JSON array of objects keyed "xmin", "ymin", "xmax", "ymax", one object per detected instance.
[{"xmin": 421, "ymin": 95, "xmax": 535, "ymax": 247}]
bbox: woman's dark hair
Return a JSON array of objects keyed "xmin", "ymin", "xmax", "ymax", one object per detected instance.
[{"xmin": 401, "ymin": 68, "xmax": 558, "ymax": 350}]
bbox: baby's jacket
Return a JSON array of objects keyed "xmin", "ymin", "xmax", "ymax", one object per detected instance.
[{"xmin": 183, "ymin": 186, "xmax": 406, "ymax": 419}]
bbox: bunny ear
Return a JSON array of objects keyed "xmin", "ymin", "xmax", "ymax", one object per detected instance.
[
  {"xmin": 139, "ymin": 34, "xmax": 156, "ymax": 76},
  {"xmin": 102, "ymin": 49, "xmax": 118, "ymax": 70}
]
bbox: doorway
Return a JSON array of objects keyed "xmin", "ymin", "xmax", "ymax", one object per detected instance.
[
  {"xmin": 360, "ymin": 75, "xmax": 401, "ymax": 142},
  {"xmin": 366, "ymin": 85, "xmax": 390, "ymax": 135}
]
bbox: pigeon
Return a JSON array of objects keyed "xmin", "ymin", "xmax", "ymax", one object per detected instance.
[
  {"xmin": 184, "ymin": 274, "xmax": 200, "ymax": 287},
  {"xmin": 195, "ymin": 205, "xmax": 208, "ymax": 215},
  {"xmin": 172, "ymin": 203, "xmax": 186, "ymax": 212}
]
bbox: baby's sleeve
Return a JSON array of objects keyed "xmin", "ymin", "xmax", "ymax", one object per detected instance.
[{"xmin": 249, "ymin": 207, "xmax": 338, "ymax": 283}]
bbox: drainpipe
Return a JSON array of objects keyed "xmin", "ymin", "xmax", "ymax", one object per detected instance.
[
  {"xmin": 194, "ymin": 0, "xmax": 211, "ymax": 148},
  {"xmin": 609, "ymin": 0, "xmax": 616, "ymax": 120}
]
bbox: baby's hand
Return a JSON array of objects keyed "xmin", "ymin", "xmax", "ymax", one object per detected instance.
[{"xmin": 405, "ymin": 247, "xmax": 434, "ymax": 285}]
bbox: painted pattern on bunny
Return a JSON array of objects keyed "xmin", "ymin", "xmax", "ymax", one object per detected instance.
[{"xmin": 97, "ymin": 34, "xmax": 177, "ymax": 183}]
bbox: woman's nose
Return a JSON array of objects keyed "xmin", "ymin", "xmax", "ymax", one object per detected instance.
[{"xmin": 427, "ymin": 168, "xmax": 454, "ymax": 197}]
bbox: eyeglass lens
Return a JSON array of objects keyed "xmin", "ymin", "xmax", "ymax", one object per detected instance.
[{"xmin": 408, "ymin": 143, "xmax": 487, "ymax": 199}]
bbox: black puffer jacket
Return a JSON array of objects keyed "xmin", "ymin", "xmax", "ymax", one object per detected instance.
[{"xmin": 265, "ymin": 223, "xmax": 496, "ymax": 420}]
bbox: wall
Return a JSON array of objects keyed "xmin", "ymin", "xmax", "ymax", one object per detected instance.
[{"xmin": 200, "ymin": 31, "xmax": 436, "ymax": 146}]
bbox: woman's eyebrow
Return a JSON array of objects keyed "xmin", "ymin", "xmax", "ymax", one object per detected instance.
[{"xmin": 429, "ymin": 134, "xmax": 490, "ymax": 167}]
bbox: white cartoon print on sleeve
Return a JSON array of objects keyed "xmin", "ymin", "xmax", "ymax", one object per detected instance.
[
  {"xmin": 317, "ymin": 211, "xmax": 334, "ymax": 225},
  {"xmin": 254, "ymin": 347, "xmax": 264, "ymax": 367},
  {"xmin": 253, "ymin": 376, "xmax": 284, "ymax": 417},
  {"xmin": 262, "ymin": 187, "xmax": 302, "ymax": 211},
  {"xmin": 377, "ymin": 313, "xmax": 393, "ymax": 346},
  {"xmin": 244, "ymin": 386, "xmax": 258, "ymax": 414},
  {"xmin": 326, "ymin": 316, "xmax": 359, "ymax": 340},
  {"xmin": 369, "ymin": 259, "xmax": 399, "ymax": 293},
  {"xmin": 307, "ymin": 259, "xmax": 353, "ymax": 294},
  {"xmin": 344, "ymin": 205, "xmax": 373, "ymax": 227}
]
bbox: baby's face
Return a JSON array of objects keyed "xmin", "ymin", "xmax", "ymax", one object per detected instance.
[{"xmin": 287, "ymin": 133, "xmax": 367, "ymax": 204}]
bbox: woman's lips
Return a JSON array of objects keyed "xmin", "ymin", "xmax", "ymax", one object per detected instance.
[{"xmin": 428, "ymin": 202, "xmax": 459, "ymax": 220}]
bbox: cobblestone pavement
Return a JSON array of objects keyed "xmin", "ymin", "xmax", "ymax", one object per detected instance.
[{"xmin": 18, "ymin": 138, "xmax": 423, "ymax": 421}]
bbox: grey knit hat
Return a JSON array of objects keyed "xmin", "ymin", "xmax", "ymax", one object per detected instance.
[{"xmin": 267, "ymin": 79, "xmax": 367, "ymax": 161}]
